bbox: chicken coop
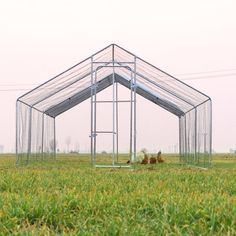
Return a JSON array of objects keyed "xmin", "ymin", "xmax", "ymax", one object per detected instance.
[{"xmin": 16, "ymin": 44, "xmax": 212, "ymax": 167}]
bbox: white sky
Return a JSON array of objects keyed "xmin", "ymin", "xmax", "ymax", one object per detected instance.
[{"xmin": 0, "ymin": 0, "xmax": 236, "ymax": 152}]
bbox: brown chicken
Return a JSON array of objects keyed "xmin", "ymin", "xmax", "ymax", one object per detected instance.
[
  {"xmin": 141, "ymin": 153, "xmax": 149, "ymax": 164},
  {"xmin": 149, "ymin": 156, "xmax": 157, "ymax": 164},
  {"xmin": 157, "ymin": 151, "xmax": 164, "ymax": 163}
]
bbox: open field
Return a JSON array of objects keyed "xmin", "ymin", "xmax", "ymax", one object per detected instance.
[{"xmin": 0, "ymin": 154, "xmax": 236, "ymax": 235}]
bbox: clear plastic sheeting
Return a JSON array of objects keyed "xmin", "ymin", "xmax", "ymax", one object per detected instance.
[{"xmin": 16, "ymin": 44, "xmax": 212, "ymax": 167}]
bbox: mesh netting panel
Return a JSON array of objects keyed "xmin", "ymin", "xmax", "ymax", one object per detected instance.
[
  {"xmin": 185, "ymin": 109, "xmax": 196, "ymax": 164},
  {"xmin": 114, "ymin": 45, "xmax": 209, "ymax": 111},
  {"xmin": 30, "ymin": 108, "xmax": 43, "ymax": 160},
  {"xmin": 116, "ymin": 67, "xmax": 192, "ymax": 114},
  {"xmin": 16, "ymin": 100, "xmax": 55, "ymax": 164},
  {"xmin": 196, "ymin": 100, "xmax": 212, "ymax": 167},
  {"xmin": 179, "ymin": 100, "xmax": 212, "ymax": 167},
  {"xmin": 35, "ymin": 67, "xmax": 112, "ymax": 113},
  {"xmin": 16, "ymin": 101, "xmax": 30, "ymax": 163},
  {"xmin": 19, "ymin": 45, "xmax": 113, "ymax": 109},
  {"xmin": 42, "ymin": 115, "xmax": 55, "ymax": 160}
]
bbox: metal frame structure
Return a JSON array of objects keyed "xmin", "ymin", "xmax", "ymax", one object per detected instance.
[{"xmin": 16, "ymin": 44, "xmax": 212, "ymax": 167}]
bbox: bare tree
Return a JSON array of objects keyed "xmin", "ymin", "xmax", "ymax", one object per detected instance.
[
  {"xmin": 49, "ymin": 140, "xmax": 54, "ymax": 152},
  {"xmin": 74, "ymin": 142, "xmax": 80, "ymax": 153},
  {"xmin": 49, "ymin": 139, "xmax": 58, "ymax": 152},
  {"xmin": 65, "ymin": 136, "xmax": 71, "ymax": 153}
]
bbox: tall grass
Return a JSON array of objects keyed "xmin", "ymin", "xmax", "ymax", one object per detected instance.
[{"xmin": 0, "ymin": 154, "xmax": 235, "ymax": 235}]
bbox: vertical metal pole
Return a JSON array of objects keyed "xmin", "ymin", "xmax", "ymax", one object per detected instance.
[
  {"xmin": 94, "ymin": 70, "xmax": 97, "ymax": 165},
  {"xmin": 41, "ymin": 113, "xmax": 44, "ymax": 160},
  {"xmin": 112, "ymin": 44, "xmax": 115, "ymax": 62},
  {"xmin": 112, "ymin": 66, "xmax": 115, "ymax": 166},
  {"xmin": 112, "ymin": 44, "xmax": 119, "ymax": 163},
  {"xmin": 53, "ymin": 117, "xmax": 56, "ymax": 160},
  {"xmin": 133, "ymin": 56, "xmax": 137, "ymax": 163},
  {"xmin": 194, "ymin": 108, "xmax": 197, "ymax": 164},
  {"xmin": 90, "ymin": 57, "xmax": 94, "ymax": 166},
  {"xmin": 112, "ymin": 44, "xmax": 115, "ymax": 166},
  {"xmin": 209, "ymin": 100, "xmax": 212, "ymax": 166},
  {"xmin": 116, "ymin": 82, "xmax": 119, "ymax": 163},
  {"xmin": 204, "ymin": 132, "xmax": 207, "ymax": 167},
  {"xmin": 16, "ymin": 101, "xmax": 19, "ymax": 164},
  {"xmin": 130, "ymin": 71, "xmax": 133, "ymax": 162},
  {"xmin": 27, "ymin": 107, "xmax": 32, "ymax": 164},
  {"xmin": 179, "ymin": 117, "xmax": 181, "ymax": 162},
  {"xmin": 184, "ymin": 115, "xmax": 187, "ymax": 164}
]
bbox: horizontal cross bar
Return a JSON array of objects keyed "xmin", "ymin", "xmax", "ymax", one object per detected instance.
[
  {"xmin": 95, "ymin": 165, "xmax": 131, "ymax": 168},
  {"xmin": 92, "ymin": 61, "xmax": 135, "ymax": 64},
  {"xmin": 93, "ymin": 131, "xmax": 117, "ymax": 134},
  {"xmin": 92, "ymin": 100, "xmax": 134, "ymax": 103}
]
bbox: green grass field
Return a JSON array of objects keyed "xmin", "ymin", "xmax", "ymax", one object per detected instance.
[{"xmin": 0, "ymin": 154, "xmax": 236, "ymax": 235}]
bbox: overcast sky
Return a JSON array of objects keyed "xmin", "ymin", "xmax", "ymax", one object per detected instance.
[{"xmin": 0, "ymin": 0, "xmax": 236, "ymax": 152}]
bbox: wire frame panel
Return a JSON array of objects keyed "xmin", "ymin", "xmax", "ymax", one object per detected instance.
[
  {"xmin": 179, "ymin": 100, "xmax": 211, "ymax": 167},
  {"xmin": 16, "ymin": 44, "xmax": 212, "ymax": 167}
]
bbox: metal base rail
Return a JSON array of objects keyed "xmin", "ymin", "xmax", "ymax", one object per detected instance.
[{"xmin": 95, "ymin": 165, "xmax": 131, "ymax": 168}]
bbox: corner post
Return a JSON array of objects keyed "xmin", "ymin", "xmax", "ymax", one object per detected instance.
[
  {"xmin": 209, "ymin": 100, "xmax": 212, "ymax": 165},
  {"xmin": 27, "ymin": 107, "xmax": 32, "ymax": 164}
]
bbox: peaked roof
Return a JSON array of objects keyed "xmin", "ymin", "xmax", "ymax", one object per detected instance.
[{"xmin": 18, "ymin": 44, "xmax": 211, "ymax": 118}]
